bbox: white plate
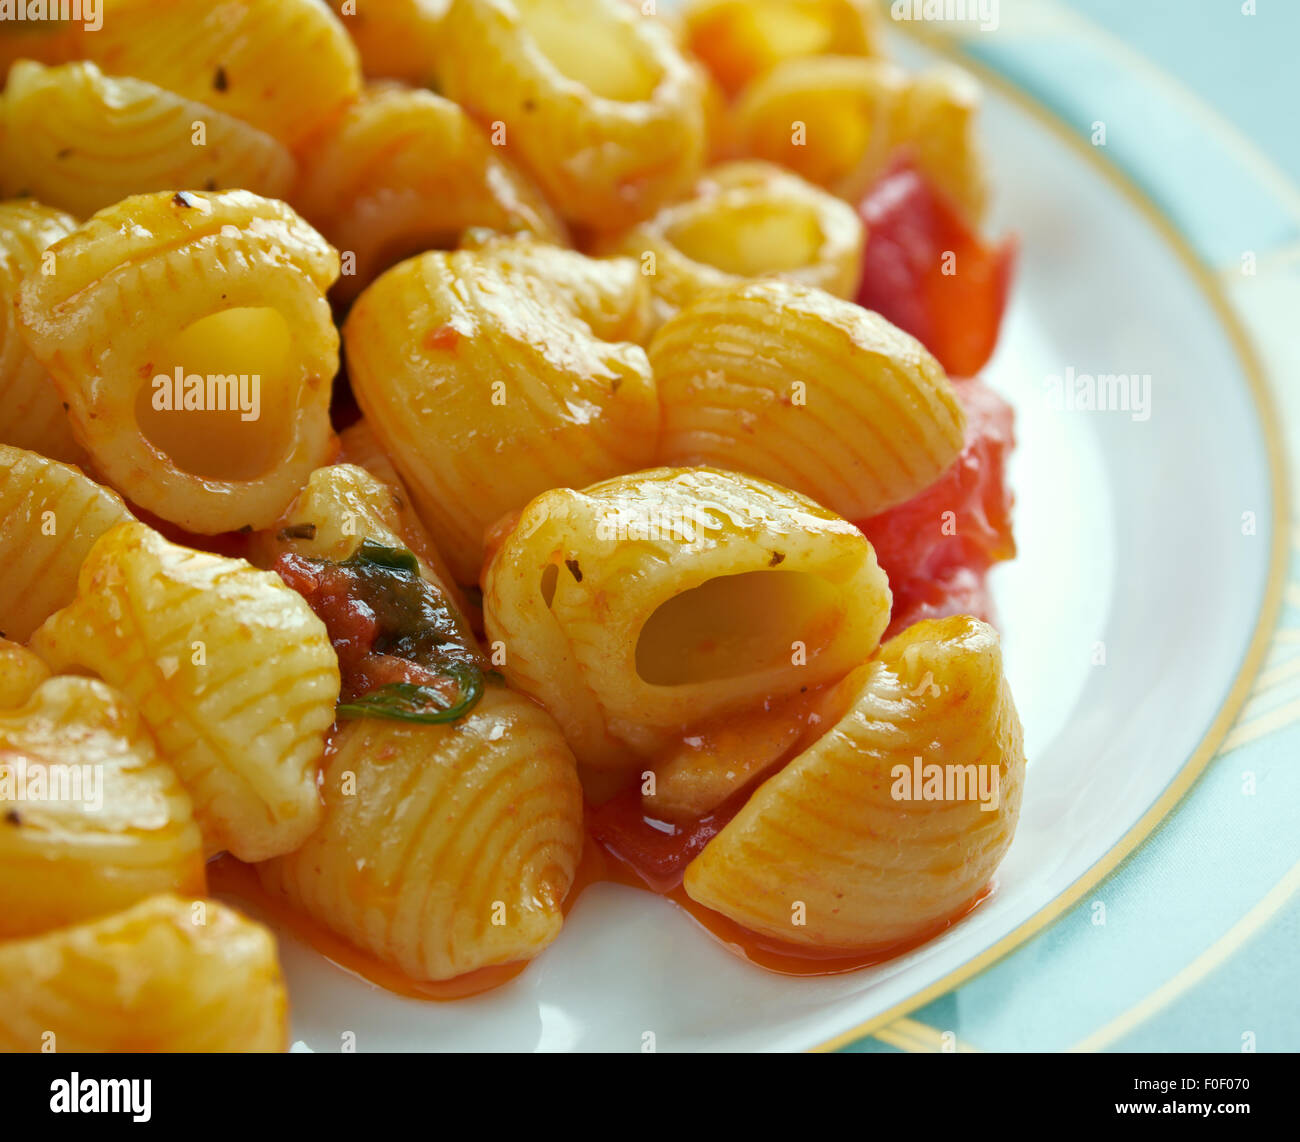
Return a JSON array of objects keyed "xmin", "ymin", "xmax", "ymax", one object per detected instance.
[{"xmin": 228, "ymin": 31, "xmax": 1283, "ymax": 1052}]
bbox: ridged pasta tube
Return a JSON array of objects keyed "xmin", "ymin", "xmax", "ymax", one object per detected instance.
[
  {"xmin": 682, "ymin": 0, "xmax": 884, "ymax": 98},
  {"xmin": 293, "ymin": 83, "xmax": 566, "ymax": 303},
  {"xmin": 0, "ymin": 444, "xmax": 134, "ymax": 643},
  {"xmin": 437, "ymin": 0, "xmax": 707, "ymax": 230},
  {"xmin": 0, "ymin": 61, "xmax": 296, "ymax": 218},
  {"xmin": 731, "ymin": 56, "xmax": 989, "ymax": 219},
  {"xmin": 650, "ymin": 279, "xmax": 966, "ymax": 520},
  {"xmin": 0, "ymin": 639, "xmax": 51, "ymax": 710},
  {"xmin": 0, "ymin": 676, "xmax": 206, "ymax": 939},
  {"xmin": 597, "ymin": 161, "xmax": 864, "ymax": 326},
  {"xmin": 17, "ymin": 190, "xmax": 341, "ymax": 533},
  {"xmin": 344, "ymin": 239, "xmax": 657, "ymax": 584},
  {"xmin": 684, "ymin": 616, "xmax": 1026, "ymax": 950},
  {"xmin": 258, "ymin": 685, "xmax": 584, "ymax": 982},
  {"xmin": 31, "ymin": 520, "xmax": 340, "ymax": 862},
  {"xmin": 328, "ymin": 0, "xmax": 449, "ymax": 86},
  {"xmin": 0, "ymin": 200, "xmax": 81, "ymax": 464},
  {"xmin": 482, "ymin": 466, "xmax": 892, "ymax": 769},
  {"xmin": 729, "ymin": 55, "xmax": 906, "ymax": 200},
  {"xmin": 0, "ymin": 894, "xmax": 287, "ymax": 1052},
  {"xmin": 75, "ymin": 0, "xmax": 362, "ymax": 149}
]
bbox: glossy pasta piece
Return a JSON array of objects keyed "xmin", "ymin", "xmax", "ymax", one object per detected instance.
[
  {"xmin": 0, "ymin": 444, "xmax": 133, "ymax": 643},
  {"xmin": 684, "ymin": 616, "xmax": 1025, "ymax": 950},
  {"xmin": 889, "ymin": 64, "xmax": 989, "ymax": 225},
  {"xmin": 0, "ymin": 894, "xmax": 287, "ymax": 1052},
  {"xmin": 0, "ymin": 639, "xmax": 50, "ymax": 709},
  {"xmin": 258, "ymin": 686, "xmax": 584, "ymax": 982},
  {"xmin": 650, "ymin": 279, "xmax": 966, "ymax": 520},
  {"xmin": 294, "ymin": 83, "xmax": 566, "ymax": 303},
  {"xmin": 75, "ymin": 0, "xmax": 361, "ymax": 149},
  {"xmin": 337, "ymin": 421, "xmax": 469, "ymax": 615},
  {"xmin": 482, "ymin": 467, "xmax": 892, "ymax": 769},
  {"xmin": 682, "ymin": 0, "xmax": 883, "ymax": 97},
  {"xmin": 438, "ymin": 0, "xmax": 707, "ymax": 230},
  {"xmin": 729, "ymin": 55, "xmax": 906, "ymax": 199},
  {"xmin": 0, "ymin": 61, "xmax": 296, "ymax": 218},
  {"xmin": 30, "ymin": 520, "xmax": 339, "ymax": 862},
  {"xmin": 328, "ymin": 0, "xmax": 448, "ymax": 86},
  {"xmin": 0, "ymin": 200, "xmax": 81, "ymax": 464},
  {"xmin": 730, "ymin": 56, "xmax": 989, "ymax": 217},
  {"xmin": 0, "ymin": 676, "xmax": 205, "ymax": 939},
  {"xmin": 17, "ymin": 190, "xmax": 340, "ymax": 533},
  {"xmin": 344, "ymin": 239, "xmax": 657, "ymax": 583},
  {"xmin": 598, "ymin": 161, "xmax": 863, "ymax": 326}
]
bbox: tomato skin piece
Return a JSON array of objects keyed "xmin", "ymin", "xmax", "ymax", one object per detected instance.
[
  {"xmin": 587, "ymin": 788, "xmax": 743, "ymax": 895},
  {"xmin": 857, "ymin": 377, "xmax": 1016, "ymax": 638},
  {"xmin": 856, "ymin": 161, "xmax": 1016, "ymax": 378}
]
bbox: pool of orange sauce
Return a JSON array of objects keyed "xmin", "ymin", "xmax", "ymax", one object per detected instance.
[{"xmin": 209, "ymin": 827, "xmax": 995, "ymax": 1000}]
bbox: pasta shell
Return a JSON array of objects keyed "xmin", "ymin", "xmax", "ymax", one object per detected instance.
[
  {"xmin": 0, "ymin": 675, "xmax": 205, "ymax": 939},
  {"xmin": 0, "ymin": 444, "xmax": 133, "ymax": 643},
  {"xmin": 438, "ymin": 0, "xmax": 707, "ymax": 230},
  {"xmin": 0, "ymin": 638, "xmax": 50, "ymax": 710},
  {"xmin": 684, "ymin": 615, "xmax": 1026, "ymax": 950},
  {"xmin": 344, "ymin": 238, "xmax": 657, "ymax": 583},
  {"xmin": 729, "ymin": 55, "xmax": 907, "ymax": 199},
  {"xmin": 0, "ymin": 61, "xmax": 296, "ymax": 219},
  {"xmin": 75, "ymin": 0, "xmax": 362, "ymax": 149},
  {"xmin": 258, "ymin": 685, "xmax": 584, "ymax": 982},
  {"xmin": 0, "ymin": 894, "xmax": 287, "ymax": 1052},
  {"xmin": 293, "ymin": 83, "xmax": 566, "ymax": 303},
  {"xmin": 17, "ymin": 190, "xmax": 340, "ymax": 533},
  {"xmin": 0, "ymin": 199, "xmax": 81, "ymax": 464},
  {"xmin": 682, "ymin": 0, "xmax": 884, "ymax": 98},
  {"xmin": 650, "ymin": 278, "xmax": 966, "ymax": 519},
  {"xmin": 327, "ymin": 0, "xmax": 449, "ymax": 88},
  {"xmin": 730, "ymin": 55, "xmax": 988, "ymax": 217},
  {"xmin": 30, "ymin": 520, "xmax": 339, "ymax": 862},
  {"xmin": 597, "ymin": 160, "xmax": 864, "ymax": 327},
  {"xmin": 482, "ymin": 466, "xmax": 892, "ymax": 769}
]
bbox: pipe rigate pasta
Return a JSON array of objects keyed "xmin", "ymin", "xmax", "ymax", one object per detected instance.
[
  {"xmin": 0, "ymin": 444, "xmax": 134, "ymax": 643},
  {"xmin": 0, "ymin": 201, "xmax": 81, "ymax": 465},
  {"xmin": 0, "ymin": 61, "xmax": 296, "ymax": 218},
  {"xmin": 16, "ymin": 190, "xmax": 341, "ymax": 534},
  {"xmin": 344, "ymin": 238, "xmax": 657, "ymax": 584},
  {"xmin": 437, "ymin": 0, "xmax": 708, "ymax": 230},
  {"xmin": 0, "ymin": 895, "xmax": 287, "ymax": 1052},
  {"xmin": 30, "ymin": 520, "xmax": 340, "ymax": 862},
  {"xmin": 684, "ymin": 615, "xmax": 1026, "ymax": 950},
  {"xmin": 257, "ymin": 686, "xmax": 585, "ymax": 982},
  {"xmin": 682, "ymin": 0, "xmax": 884, "ymax": 98},
  {"xmin": 0, "ymin": 675, "xmax": 206, "ymax": 939},
  {"xmin": 74, "ymin": 0, "xmax": 362, "ymax": 150},
  {"xmin": 649, "ymin": 278, "xmax": 967, "ymax": 520},
  {"xmin": 293, "ymin": 83, "xmax": 566, "ymax": 303},
  {"xmin": 596, "ymin": 160, "xmax": 864, "ymax": 326},
  {"xmin": 481, "ymin": 466, "xmax": 892, "ymax": 770}
]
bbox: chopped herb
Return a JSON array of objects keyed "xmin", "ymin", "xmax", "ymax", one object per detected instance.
[
  {"xmin": 213, "ymin": 66, "xmax": 229, "ymax": 92},
  {"xmin": 565, "ymin": 558, "xmax": 583, "ymax": 582},
  {"xmin": 3, "ymin": 809, "xmax": 21, "ymax": 826},
  {"xmin": 278, "ymin": 522, "xmax": 318, "ymax": 541},
  {"xmin": 769, "ymin": 551, "xmax": 786, "ymax": 566},
  {"xmin": 337, "ymin": 665, "xmax": 484, "ymax": 726}
]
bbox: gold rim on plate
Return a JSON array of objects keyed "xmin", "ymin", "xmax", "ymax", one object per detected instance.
[{"xmin": 812, "ymin": 21, "xmax": 1291, "ymax": 1054}]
